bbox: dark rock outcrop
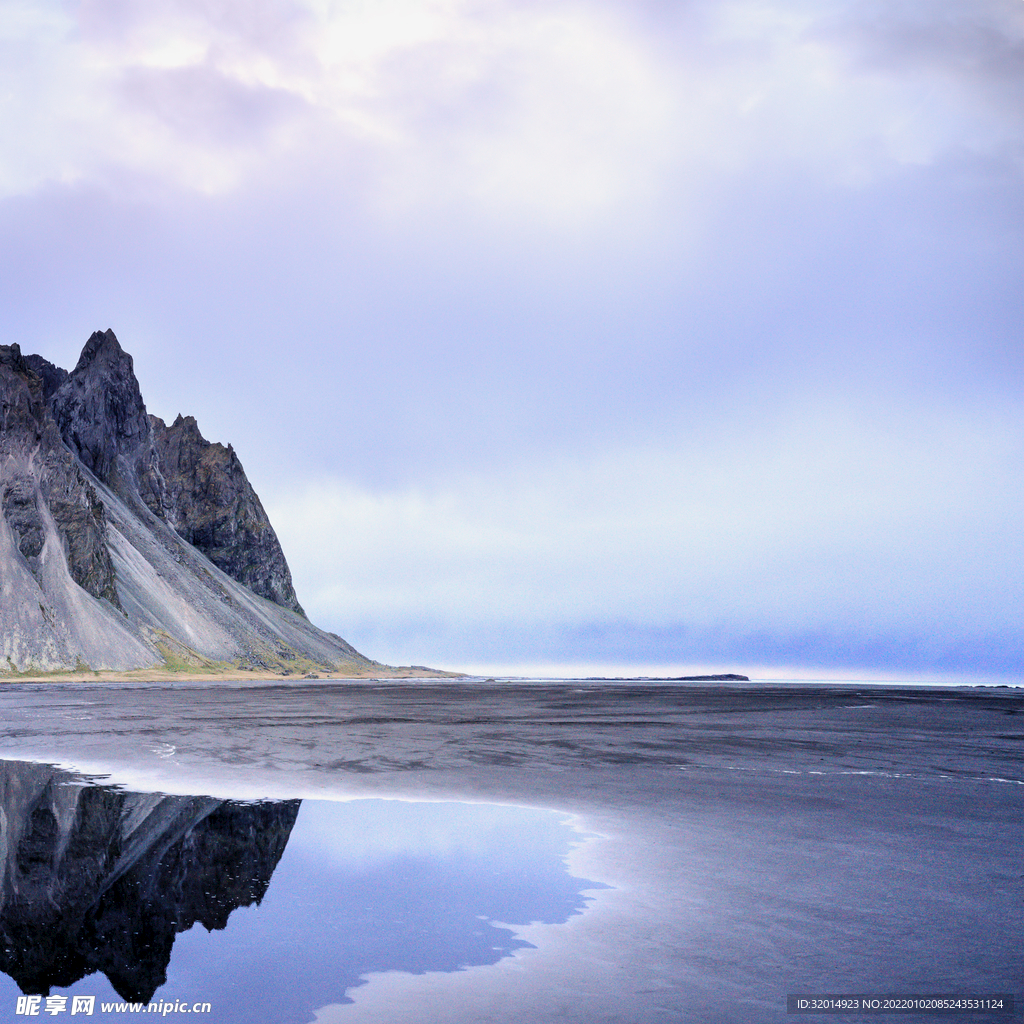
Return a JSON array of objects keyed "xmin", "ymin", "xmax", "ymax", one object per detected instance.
[
  {"xmin": 0, "ymin": 761, "xmax": 299, "ymax": 1003},
  {"xmin": 671, "ymin": 674, "xmax": 750, "ymax": 681},
  {"xmin": 0, "ymin": 344, "xmax": 121, "ymax": 608},
  {"xmin": 1, "ymin": 343, "xmax": 47, "ymax": 437},
  {"xmin": 2, "ymin": 476, "xmax": 45, "ymax": 567},
  {"xmin": 45, "ymin": 474, "xmax": 120, "ymax": 607},
  {"xmin": 144, "ymin": 414, "xmax": 304, "ymax": 615},
  {"xmin": 52, "ymin": 330, "xmax": 151, "ymax": 495},
  {"xmin": 22, "ymin": 355, "xmax": 68, "ymax": 405}
]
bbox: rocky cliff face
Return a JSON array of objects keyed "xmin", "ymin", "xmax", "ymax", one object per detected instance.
[
  {"xmin": 52, "ymin": 331, "xmax": 151, "ymax": 494},
  {"xmin": 144, "ymin": 413, "xmax": 303, "ymax": 615},
  {"xmin": 49, "ymin": 330, "xmax": 302, "ymax": 614},
  {"xmin": 21, "ymin": 355, "xmax": 67, "ymax": 404},
  {"xmin": 0, "ymin": 330, "xmax": 371, "ymax": 673},
  {"xmin": 0, "ymin": 760, "xmax": 299, "ymax": 1003},
  {"xmin": 1, "ymin": 344, "xmax": 122, "ymax": 610}
]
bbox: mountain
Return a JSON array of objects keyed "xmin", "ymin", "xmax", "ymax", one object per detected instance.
[
  {"xmin": 0, "ymin": 760, "xmax": 299, "ymax": 1003},
  {"xmin": 0, "ymin": 330, "xmax": 374, "ymax": 675}
]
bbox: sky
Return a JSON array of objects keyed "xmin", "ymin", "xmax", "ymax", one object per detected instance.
[{"xmin": 1, "ymin": 0, "xmax": 1022, "ymax": 679}]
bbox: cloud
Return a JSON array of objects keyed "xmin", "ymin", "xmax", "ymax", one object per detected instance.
[
  {"xmin": 5, "ymin": 1, "xmax": 1021, "ymax": 216},
  {"xmin": 835, "ymin": 0, "xmax": 1024, "ymax": 97},
  {"xmin": 0, "ymin": 0, "xmax": 681, "ymax": 217},
  {"xmin": 814, "ymin": 0, "xmax": 1024, "ymax": 168},
  {"xmin": 265, "ymin": 397, "xmax": 1024, "ymax": 672},
  {"xmin": 0, "ymin": 2, "xmax": 84, "ymax": 194}
]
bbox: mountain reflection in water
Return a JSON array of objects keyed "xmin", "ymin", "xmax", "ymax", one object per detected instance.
[
  {"xmin": 0, "ymin": 761, "xmax": 299, "ymax": 1003},
  {"xmin": 0, "ymin": 761, "xmax": 604, "ymax": 1024}
]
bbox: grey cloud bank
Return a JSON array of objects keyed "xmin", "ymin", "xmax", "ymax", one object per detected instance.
[{"xmin": 1, "ymin": 0, "xmax": 1021, "ymax": 676}]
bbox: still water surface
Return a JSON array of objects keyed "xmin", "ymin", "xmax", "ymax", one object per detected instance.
[{"xmin": 0, "ymin": 761, "xmax": 605, "ymax": 1024}]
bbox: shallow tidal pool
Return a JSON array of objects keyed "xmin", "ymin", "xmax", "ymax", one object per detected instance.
[{"xmin": 0, "ymin": 761, "xmax": 605, "ymax": 1024}]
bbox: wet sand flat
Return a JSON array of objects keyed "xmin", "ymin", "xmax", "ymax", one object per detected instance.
[{"xmin": 0, "ymin": 681, "xmax": 1020, "ymax": 1023}]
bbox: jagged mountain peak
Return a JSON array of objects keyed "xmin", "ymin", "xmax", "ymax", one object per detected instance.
[
  {"xmin": 53, "ymin": 330, "xmax": 151, "ymax": 486},
  {"xmin": 166, "ymin": 412, "xmax": 203, "ymax": 440},
  {"xmin": 1, "ymin": 341, "xmax": 27, "ymax": 370},
  {"xmin": 73, "ymin": 328, "xmax": 129, "ymax": 372},
  {"xmin": 0, "ymin": 329, "xmax": 369, "ymax": 675},
  {"xmin": 0, "ymin": 345, "xmax": 49, "ymax": 445},
  {"xmin": 145, "ymin": 407, "xmax": 306, "ymax": 616}
]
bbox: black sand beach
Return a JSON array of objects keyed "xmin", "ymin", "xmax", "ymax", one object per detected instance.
[{"xmin": 0, "ymin": 681, "xmax": 1020, "ymax": 1023}]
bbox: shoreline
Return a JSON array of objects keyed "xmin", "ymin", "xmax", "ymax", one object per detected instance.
[
  {"xmin": 0, "ymin": 666, "xmax": 466, "ymax": 684},
  {"xmin": 2, "ymin": 670, "xmax": 1015, "ymax": 688}
]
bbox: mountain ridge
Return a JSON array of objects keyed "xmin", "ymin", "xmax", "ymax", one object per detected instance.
[{"xmin": 0, "ymin": 330, "xmax": 376, "ymax": 676}]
